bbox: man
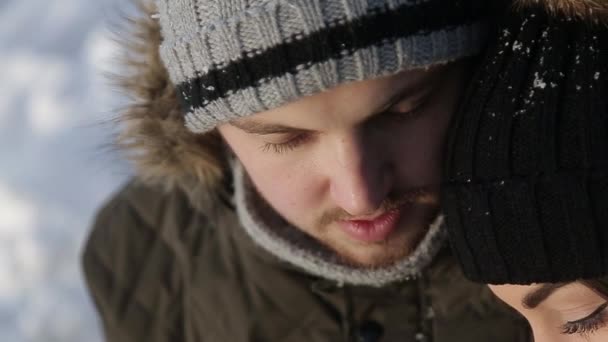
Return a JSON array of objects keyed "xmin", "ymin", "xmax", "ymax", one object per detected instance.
[{"xmin": 83, "ymin": 0, "xmax": 529, "ymax": 341}]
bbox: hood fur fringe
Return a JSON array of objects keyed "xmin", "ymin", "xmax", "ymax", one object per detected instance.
[
  {"xmin": 112, "ymin": 0, "xmax": 228, "ymax": 212},
  {"xmin": 515, "ymin": 0, "xmax": 608, "ymax": 21}
]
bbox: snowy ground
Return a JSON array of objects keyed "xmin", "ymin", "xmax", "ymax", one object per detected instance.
[{"xmin": 0, "ymin": 1, "xmax": 135, "ymax": 341}]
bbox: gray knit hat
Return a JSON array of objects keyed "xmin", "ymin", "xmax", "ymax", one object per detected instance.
[{"xmin": 156, "ymin": 0, "xmax": 492, "ymax": 133}]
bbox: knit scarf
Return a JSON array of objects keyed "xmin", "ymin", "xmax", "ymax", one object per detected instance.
[{"xmin": 232, "ymin": 160, "xmax": 447, "ymax": 287}]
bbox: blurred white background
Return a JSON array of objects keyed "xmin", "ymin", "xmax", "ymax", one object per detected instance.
[{"xmin": 0, "ymin": 0, "xmax": 134, "ymax": 341}]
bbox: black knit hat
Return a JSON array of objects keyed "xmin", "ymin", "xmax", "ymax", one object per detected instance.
[{"xmin": 442, "ymin": 3, "xmax": 608, "ymax": 285}]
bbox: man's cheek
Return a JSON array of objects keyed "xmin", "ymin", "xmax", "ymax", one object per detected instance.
[
  {"xmin": 266, "ymin": 176, "xmax": 319, "ymax": 215},
  {"xmin": 396, "ymin": 145, "xmax": 439, "ymax": 176},
  {"xmin": 255, "ymin": 170, "xmax": 297, "ymax": 202}
]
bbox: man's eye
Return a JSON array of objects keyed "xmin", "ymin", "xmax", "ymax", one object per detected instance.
[
  {"xmin": 261, "ymin": 134, "xmax": 310, "ymax": 154},
  {"xmin": 378, "ymin": 97, "xmax": 430, "ymax": 125},
  {"xmin": 561, "ymin": 302, "xmax": 608, "ymax": 336},
  {"xmin": 386, "ymin": 106, "xmax": 424, "ymax": 122}
]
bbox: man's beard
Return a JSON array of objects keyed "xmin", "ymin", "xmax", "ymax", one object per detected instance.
[
  {"xmin": 315, "ymin": 187, "xmax": 441, "ymax": 268},
  {"xmin": 246, "ymin": 165, "xmax": 441, "ymax": 268}
]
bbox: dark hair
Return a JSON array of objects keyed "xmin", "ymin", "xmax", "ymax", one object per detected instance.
[{"xmin": 581, "ymin": 278, "xmax": 608, "ymax": 298}]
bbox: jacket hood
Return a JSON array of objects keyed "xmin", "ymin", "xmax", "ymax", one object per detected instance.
[
  {"xmin": 113, "ymin": 0, "xmax": 229, "ymax": 211},
  {"xmin": 113, "ymin": 0, "xmax": 606, "ymax": 211}
]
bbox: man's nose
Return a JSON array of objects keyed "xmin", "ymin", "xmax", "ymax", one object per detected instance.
[{"xmin": 327, "ymin": 133, "xmax": 393, "ymax": 217}]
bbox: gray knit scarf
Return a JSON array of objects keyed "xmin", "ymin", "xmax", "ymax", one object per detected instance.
[{"xmin": 232, "ymin": 160, "xmax": 447, "ymax": 287}]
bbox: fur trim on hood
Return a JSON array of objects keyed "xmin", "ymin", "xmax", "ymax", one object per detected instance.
[
  {"xmin": 113, "ymin": 0, "xmax": 228, "ymax": 211},
  {"xmin": 514, "ymin": 0, "xmax": 608, "ymax": 21}
]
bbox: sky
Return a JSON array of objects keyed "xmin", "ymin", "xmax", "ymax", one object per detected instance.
[{"xmin": 0, "ymin": 0, "xmax": 134, "ymax": 341}]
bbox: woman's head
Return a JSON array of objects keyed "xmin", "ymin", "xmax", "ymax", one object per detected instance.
[
  {"xmin": 442, "ymin": 1, "xmax": 608, "ymax": 340},
  {"xmin": 443, "ymin": 0, "xmax": 608, "ymax": 285},
  {"xmin": 441, "ymin": 1, "xmax": 608, "ymax": 340},
  {"xmin": 489, "ymin": 279, "xmax": 608, "ymax": 341}
]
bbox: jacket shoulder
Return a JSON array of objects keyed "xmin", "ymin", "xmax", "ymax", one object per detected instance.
[
  {"xmin": 83, "ymin": 179, "xmax": 205, "ymax": 282},
  {"xmin": 82, "ymin": 179, "xmax": 212, "ymax": 341}
]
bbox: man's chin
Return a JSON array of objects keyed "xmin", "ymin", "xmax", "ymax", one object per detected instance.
[
  {"xmin": 333, "ymin": 242, "xmax": 414, "ymax": 268},
  {"xmin": 316, "ymin": 205, "xmax": 439, "ymax": 267},
  {"xmin": 329, "ymin": 220, "xmax": 431, "ymax": 267}
]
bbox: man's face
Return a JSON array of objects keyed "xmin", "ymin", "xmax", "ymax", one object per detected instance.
[{"xmin": 218, "ymin": 62, "xmax": 469, "ymax": 267}]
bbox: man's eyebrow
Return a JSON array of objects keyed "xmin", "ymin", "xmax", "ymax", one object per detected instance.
[
  {"xmin": 229, "ymin": 119, "xmax": 306, "ymax": 135},
  {"xmin": 522, "ymin": 283, "xmax": 569, "ymax": 309}
]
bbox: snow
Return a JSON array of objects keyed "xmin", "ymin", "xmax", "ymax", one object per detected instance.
[
  {"xmin": 533, "ymin": 72, "xmax": 547, "ymax": 90},
  {"xmin": 0, "ymin": 0, "xmax": 135, "ymax": 341},
  {"xmin": 512, "ymin": 40, "xmax": 523, "ymax": 52}
]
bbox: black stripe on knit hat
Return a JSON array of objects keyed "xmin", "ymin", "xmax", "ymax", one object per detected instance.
[{"xmin": 175, "ymin": 0, "xmax": 489, "ymax": 114}]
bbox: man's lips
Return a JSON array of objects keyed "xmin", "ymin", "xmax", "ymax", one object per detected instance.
[{"xmin": 337, "ymin": 206, "xmax": 405, "ymax": 243}]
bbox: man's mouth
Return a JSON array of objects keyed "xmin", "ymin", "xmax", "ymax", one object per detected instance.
[{"xmin": 337, "ymin": 205, "xmax": 406, "ymax": 243}]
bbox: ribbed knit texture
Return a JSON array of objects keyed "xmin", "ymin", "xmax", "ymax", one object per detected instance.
[
  {"xmin": 442, "ymin": 6, "xmax": 608, "ymax": 285},
  {"xmin": 232, "ymin": 160, "xmax": 447, "ymax": 287},
  {"xmin": 156, "ymin": 0, "xmax": 491, "ymax": 132}
]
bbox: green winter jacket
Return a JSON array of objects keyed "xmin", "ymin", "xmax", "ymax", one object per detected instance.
[{"xmin": 83, "ymin": 181, "xmax": 530, "ymax": 342}]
